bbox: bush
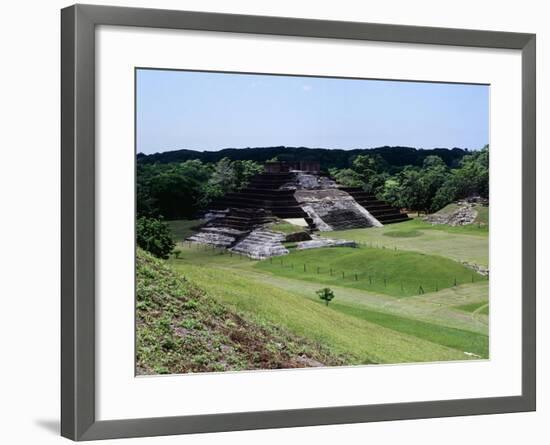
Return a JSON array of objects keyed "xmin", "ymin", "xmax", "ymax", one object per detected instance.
[
  {"xmin": 317, "ymin": 288, "xmax": 335, "ymax": 306},
  {"xmin": 136, "ymin": 217, "xmax": 175, "ymax": 259}
]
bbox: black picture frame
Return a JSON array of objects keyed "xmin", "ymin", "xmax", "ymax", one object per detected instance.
[{"xmin": 61, "ymin": 4, "xmax": 536, "ymax": 441}]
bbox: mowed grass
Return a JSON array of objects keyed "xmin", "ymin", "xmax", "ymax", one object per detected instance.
[
  {"xmin": 255, "ymin": 246, "xmax": 484, "ymax": 297},
  {"xmin": 169, "ymin": 260, "xmax": 474, "ymax": 364},
  {"xmin": 455, "ymin": 301, "xmax": 489, "ymax": 315},
  {"xmin": 329, "ymin": 302, "xmax": 488, "ymax": 357},
  {"xmin": 324, "ymin": 218, "xmax": 488, "ymax": 266}
]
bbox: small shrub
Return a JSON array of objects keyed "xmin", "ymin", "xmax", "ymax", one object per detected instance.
[{"xmin": 316, "ymin": 287, "xmax": 335, "ymax": 306}]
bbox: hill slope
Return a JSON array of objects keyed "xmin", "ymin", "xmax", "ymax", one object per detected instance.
[{"xmin": 136, "ymin": 249, "xmax": 347, "ymax": 374}]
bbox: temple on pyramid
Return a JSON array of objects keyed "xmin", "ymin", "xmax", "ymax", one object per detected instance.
[{"xmin": 187, "ymin": 160, "xmax": 409, "ymax": 258}]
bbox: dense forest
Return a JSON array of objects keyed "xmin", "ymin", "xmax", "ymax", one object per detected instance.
[
  {"xmin": 137, "ymin": 145, "xmax": 489, "ymax": 221},
  {"xmin": 137, "ymin": 145, "xmax": 471, "ymax": 171}
]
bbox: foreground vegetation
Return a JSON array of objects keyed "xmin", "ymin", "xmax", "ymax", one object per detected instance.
[
  {"xmin": 136, "ymin": 249, "xmax": 348, "ymax": 374},
  {"xmin": 138, "ymin": 212, "xmax": 489, "ymax": 372},
  {"xmin": 169, "ymin": 258, "xmax": 479, "ymax": 364}
]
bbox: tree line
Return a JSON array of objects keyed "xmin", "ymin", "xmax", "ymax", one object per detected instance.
[
  {"xmin": 137, "ymin": 145, "xmax": 471, "ymax": 171},
  {"xmin": 329, "ymin": 145, "xmax": 488, "ymax": 213},
  {"xmin": 138, "ymin": 158, "xmax": 263, "ymax": 219}
]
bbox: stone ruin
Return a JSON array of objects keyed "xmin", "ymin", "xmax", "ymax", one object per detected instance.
[
  {"xmin": 186, "ymin": 161, "xmax": 409, "ymax": 258},
  {"xmin": 424, "ymin": 198, "xmax": 487, "ymax": 227}
]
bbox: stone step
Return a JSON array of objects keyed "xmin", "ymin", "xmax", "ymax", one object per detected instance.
[
  {"xmin": 229, "ymin": 229, "xmax": 289, "ymax": 259},
  {"xmin": 377, "ymin": 214, "xmax": 411, "ymax": 224},
  {"xmin": 201, "ymin": 226, "xmax": 247, "ymax": 236},
  {"xmin": 187, "ymin": 232, "xmax": 237, "ymax": 248}
]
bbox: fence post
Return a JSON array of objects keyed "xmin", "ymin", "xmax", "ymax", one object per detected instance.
[
  {"xmin": 342, "ymin": 271, "xmax": 345, "ymax": 279},
  {"xmin": 355, "ymin": 273, "xmax": 358, "ymax": 281},
  {"xmin": 384, "ymin": 278, "xmax": 387, "ymax": 287},
  {"xmin": 303, "ymin": 264, "xmax": 306, "ymax": 272},
  {"xmin": 454, "ymin": 277, "xmax": 457, "ymax": 287}
]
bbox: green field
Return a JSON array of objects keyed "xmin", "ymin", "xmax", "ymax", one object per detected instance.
[
  {"xmin": 324, "ymin": 218, "xmax": 488, "ymax": 266},
  {"xmin": 169, "ymin": 260, "xmax": 478, "ymax": 363},
  {"xmin": 163, "ymin": 217, "xmax": 489, "ymax": 365},
  {"xmin": 255, "ymin": 246, "xmax": 485, "ymax": 297},
  {"xmin": 455, "ymin": 301, "xmax": 489, "ymax": 315}
]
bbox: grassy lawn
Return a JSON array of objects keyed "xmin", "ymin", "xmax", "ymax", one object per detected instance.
[
  {"xmin": 255, "ymin": 246, "xmax": 485, "ymax": 297},
  {"xmin": 169, "ymin": 260, "xmax": 475, "ymax": 364},
  {"xmin": 161, "ymin": 216, "xmax": 489, "ymax": 366},
  {"xmin": 455, "ymin": 301, "xmax": 489, "ymax": 315},
  {"xmin": 329, "ymin": 302, "xmax": 487, "ymax": 357},
  {"xmin": 244, "ymin": 271, "xmax": 489, "ymax": 334},
  {"xmin": 475, "ymin": 206, "xmax": 489, "ymax": 225},
  {"xmin": 324, "ymin": 218, "xmax": 488, "ymax": 266}
]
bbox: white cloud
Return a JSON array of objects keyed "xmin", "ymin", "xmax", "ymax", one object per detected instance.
[{"xmin": 302, "ymin": 85, "xmax": 313, "ymax": 91}]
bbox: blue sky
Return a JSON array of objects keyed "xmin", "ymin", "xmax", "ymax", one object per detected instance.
[{"xmin": 136, "ymin": 69, "xmax": 489, "ymax": 155}]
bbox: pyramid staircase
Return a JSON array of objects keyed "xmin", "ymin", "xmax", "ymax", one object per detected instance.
[
  {"xmin": 187, "ymin": 208, "xmax": 277, "ymax": 249},
  {"xmin": 208, "ymin": 172, "xmax": 315, "ymax": 228},
  {"xmin": 339, "ymin": 187, "xmax": 410, "ymax": 224},
  {"xmin": 230, "ymin": 229, "xmax": 288, "ymax": 259}
]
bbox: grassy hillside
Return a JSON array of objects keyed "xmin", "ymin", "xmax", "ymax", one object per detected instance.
[
  {"xmin": 255, "ymin": 246, "xmax": 484, "ymax": 297},
  {"xmin": 169, "ymin": 257, "xmax": 481, "ymax": 364},
  {"xmin": 136, "ymin": 249, "xmax": 348, "ymax": 374}
]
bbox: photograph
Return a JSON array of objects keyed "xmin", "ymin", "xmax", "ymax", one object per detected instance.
[{"xmin": 135, "ymin": 68, "xmax": 490, "ymax": 375}]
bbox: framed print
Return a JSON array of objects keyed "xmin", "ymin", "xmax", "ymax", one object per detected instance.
[{"xmin": 61, "ymin": 4, "xmax": 536, "ymax": 441}]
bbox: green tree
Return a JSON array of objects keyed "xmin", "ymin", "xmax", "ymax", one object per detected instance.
[
  {"xmin": 421, "ymin": 156, "xmax": 449, "ymax": 212},
  {"xmin": 393, "ymin": 166, "xmax": 427, "ymax": 212},
  {"xmin": 233, "ymin": 160, "xmax": 263, "ymax": 189},
  {"xmin": 316, "ymin": 287, "xmax": 335, "ymax": 306},
  {"xmin": 137, "ymin": 160, "xmax": 212, "ymax": 219},
  {"xmin": 206, "ymin": 157, "xmax": 237, "ymax": 199},
  {"xmin": 431, "ymin": 146, "xmax": 489, "ymax": 210},
  {"xmin": 136, "ymin": 217, "xmax": 175, "ymax": 259},
  {"xmin": 329, "ymin": 167, "xmax": 363, "ymax": 187}
]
